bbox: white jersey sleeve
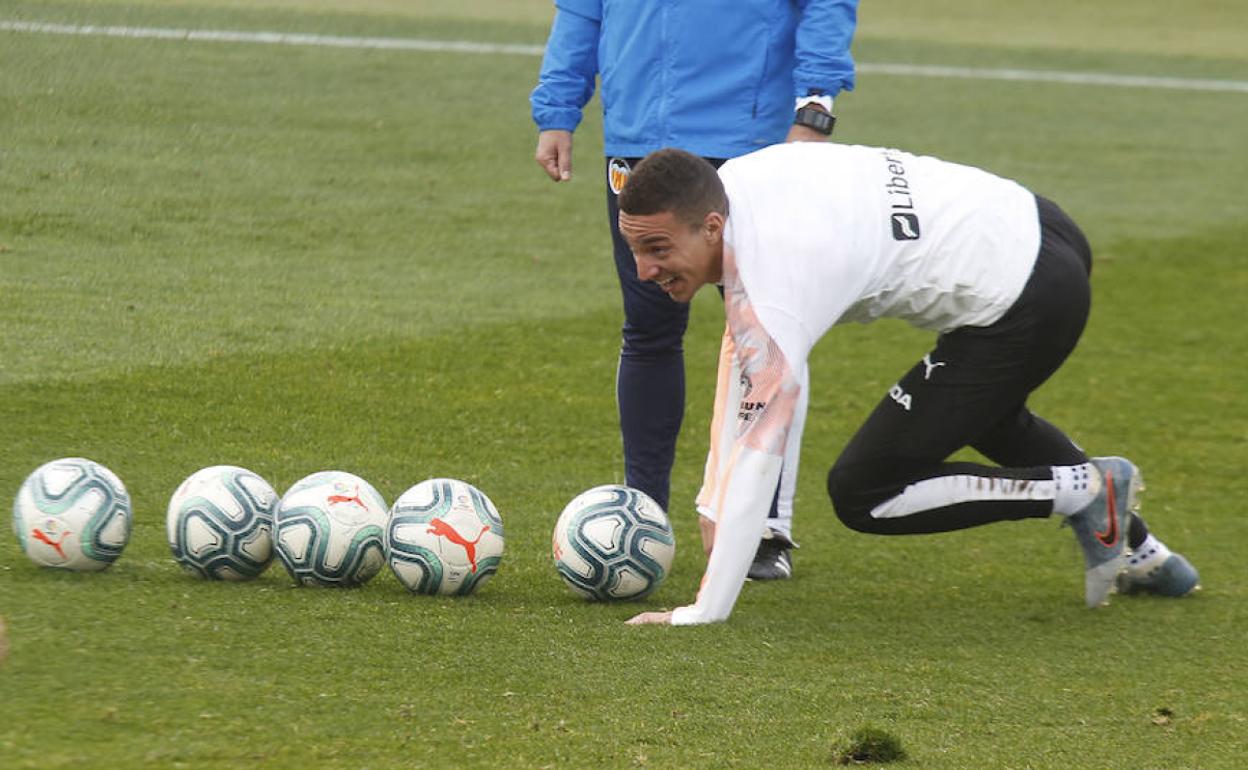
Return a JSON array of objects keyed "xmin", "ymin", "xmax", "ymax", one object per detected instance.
[
  {"xmin": 696, "ymin": 326, "xmax": 809, "ymax": 528},
  {"xmin": 672, "ymin": 249, "xmax": 809, "ymax": 626}
]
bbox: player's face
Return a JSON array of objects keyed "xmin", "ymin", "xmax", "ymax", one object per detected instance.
[{"xmin": 619, "ymin": 209, "xmax": 724, "ymax": 303}]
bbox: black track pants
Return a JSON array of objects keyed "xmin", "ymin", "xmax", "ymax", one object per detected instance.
[{"xmin": 827, "ymin": 195, "xmax": 1095, "ymax": 535}]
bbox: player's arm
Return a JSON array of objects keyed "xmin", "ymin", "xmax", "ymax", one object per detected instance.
[
  {"xmin": 531, "ymin": 1, "xmax": 601, "ymax": 181},
  {"xmin": 633, "ymin": 306, "xmax": 806, "ymax": 626},
  {"xmin": 787, "ymin": 0, "xmax": 858, "ymax": 143},
  {"xmin": 694, "ymin": 328, "xmax": 810, "ymax": 560},
  {"xmin": 695, "ymin": 324, "xmax": 746, "ymax": 556}
]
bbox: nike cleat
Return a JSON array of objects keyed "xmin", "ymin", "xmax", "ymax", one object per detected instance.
[
  {"xmin": 1116, "ymin": 550, "xmax": 1200, "ymax": 597},
  {"xmin": 747, "ymin": 533, "xmax": 794, "ymax": 581},
  {"xmin": 1065, "ymin": 456, "xmax": 1141, "ymax": 607}
]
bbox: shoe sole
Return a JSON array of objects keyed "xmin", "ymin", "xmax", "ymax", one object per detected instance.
[
  {"xmin": 1086, "ymin": 557, "xmax": 1125, "ymax": 607},
  {"xmin": 1115, "ymin": 554, "xmax": 1201, "ymax": 598},
  {"xmin": 1116, "ymin": 576, "xmax": 1202, "ymax": 598}
]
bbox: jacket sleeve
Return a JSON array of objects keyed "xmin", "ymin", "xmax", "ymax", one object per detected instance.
[
  {"xmin": 793, "ymin": 0, "xmax": 858, "ymax": 97},
  {"xmin": 530, "ymin": 2, "xmax": 601, "ymax": 132}
]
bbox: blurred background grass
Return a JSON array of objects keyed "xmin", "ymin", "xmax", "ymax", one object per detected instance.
[{"xmin": 1, "ymin": 1, "xmax": 1245, "ymax": 767}]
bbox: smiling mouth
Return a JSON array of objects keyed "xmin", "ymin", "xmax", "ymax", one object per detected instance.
[{"xmin": 656, "ymin": 276, "xmax": 677, "ymax": 289}]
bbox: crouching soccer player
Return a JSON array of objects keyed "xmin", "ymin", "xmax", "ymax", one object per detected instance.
[{"xmin": 616, "ymin": 144, "xmax": 1199, "ymax": 626}]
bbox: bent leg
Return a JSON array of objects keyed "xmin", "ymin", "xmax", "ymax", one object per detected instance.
[{"xmin": 829, "ymin": 196, "xmax": 1094, "ymax": 534}]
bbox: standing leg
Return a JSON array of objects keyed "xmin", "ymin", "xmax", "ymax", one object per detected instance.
[
  {"xmin": 746, "ymin": 365, "xmax": 808, "ymax": 580},
  {"xmin": 607, "ymin": 158, "xmax": 689, "ymax": 512},
  {"xmin": 771, "ymin": 365, "xmax": 808, "ymax": 541}
]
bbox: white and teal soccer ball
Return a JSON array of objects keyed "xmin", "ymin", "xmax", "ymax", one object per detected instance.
[
  {"xmin": 12, "ymin": 457, "xmax": 132, "ymax": 572},
  {"xmin": 552, "ymin": 484, "xmax": 675, "ymax": 601},
  {"xmin": 387, "ymin": 478, "xmax": 505, "ymax": 596},
  {"xmin": 273, "ymin": 471, "xmax": 388, "ymax": 587},
  {"xmin": 166, "ymin": 465, "xmax": 278, "ymax": 580}
]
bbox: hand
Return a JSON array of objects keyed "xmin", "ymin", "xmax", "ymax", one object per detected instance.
[
  {"xmin": 785, "ymin": 123, "xmax": 831, "ymax": 143},
  {"xmin": 699, "ymin": 515, "xmax": 716, "ymax": 557},
  {"xmin": 535, "ymin": 129, "xmax": 574, "ymax": 181},
  {"xmin": 626, "ymin": 610, "xmax": 674, "ymax": 626}
]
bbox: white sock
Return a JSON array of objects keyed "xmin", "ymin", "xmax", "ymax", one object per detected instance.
[
  {"xmin": 1126, "ymin": 534, "xmax": 1172, "ymax": 577},
  {"xmin": 1051, "ymin": 463, "xmax": 1102, "ymax": 515}
]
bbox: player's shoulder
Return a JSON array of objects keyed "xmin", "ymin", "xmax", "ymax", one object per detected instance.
[
  {"xmin": 720, "ymin": 143, "xmax": 878, "ymax": 193},
  {"xmin": 724, "ymin": 141, "xmax": 880, "ymax": 170}
]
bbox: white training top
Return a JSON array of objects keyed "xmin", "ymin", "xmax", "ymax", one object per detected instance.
[{"xmin": 674, "ymin": 142, "xmax": 1041, "ymax": 625}]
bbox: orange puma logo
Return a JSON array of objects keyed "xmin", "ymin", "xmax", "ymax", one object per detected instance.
[
  {"xmin": 32, "ymin": 528, "xmax": 70, "ymax": 559},
  {"xmin": 427, "ymin": 518, "xmax": 490, "ymax": 572},
  {"xmin": 327, "ymin": 486, "xmax": 367, "ymax": 510}
]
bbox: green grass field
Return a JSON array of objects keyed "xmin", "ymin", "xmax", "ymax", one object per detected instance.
[{"xmin": 2, "ymin": 1, "xmax": 1246, "ymax": 767}]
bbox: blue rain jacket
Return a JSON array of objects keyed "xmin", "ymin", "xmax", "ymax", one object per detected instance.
[{"xmin": 531, "ymin": 0, "xmax": 858, "ymax": 158}]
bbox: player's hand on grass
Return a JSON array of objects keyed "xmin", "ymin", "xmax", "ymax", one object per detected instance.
[
  {"xmin": 535, "ymin": 129, "xmax": 574, "ymax": 181},
  {"xmin": 626, "ymin": 610, "xmax": 674, "ymax": 626}
]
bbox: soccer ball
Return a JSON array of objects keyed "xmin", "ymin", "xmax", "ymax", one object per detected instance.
[
  {"xmin": 552, "ymin": 484, "xmax": 675, "ymax": 601},
  {"xmin": 12, "ymin": 457, "xmax": 132, "ymax": 571},
  {"xmin": 273, "ymin": 471, "xmax": 388, "ymax": 587},
  {"xmin": 387, "ymin": 478, "xmax": 505, "ymax": 596},
  {"xmin": 166, "ymin": 465, "xmax": 278, "ymax": 580}
]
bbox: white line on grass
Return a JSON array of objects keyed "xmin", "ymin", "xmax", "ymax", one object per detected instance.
[
  {"xmin": 858, "ymin": 62, "xmax": 1248, "ymax": 94},
  {"xmin": 0, "ymin": 19, "xmax": 547, "ymax": 56},
  {"xmin": 4, "ymin": 19, "xmax": 1248, "ymax": 94}
]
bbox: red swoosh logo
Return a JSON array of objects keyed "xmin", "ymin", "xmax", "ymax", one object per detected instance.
[{"xmin": 1094, "ymin": 470, "xmax": 1120, "ymax": 547}]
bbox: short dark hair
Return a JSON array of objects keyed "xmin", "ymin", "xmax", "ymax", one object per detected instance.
[{"xmin": 618, "ymin": 148, "xmax": 727, "ymax": 228}]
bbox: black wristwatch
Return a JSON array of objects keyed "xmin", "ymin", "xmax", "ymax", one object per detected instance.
[{"xmin": 794, "ymin": 105, "xmax": 836, "ymax": 135}]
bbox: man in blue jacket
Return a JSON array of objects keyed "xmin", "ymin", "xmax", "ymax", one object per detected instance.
[{"xmin": 530, "ymin": 0, "xmax": 858, "ymax": 580}]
